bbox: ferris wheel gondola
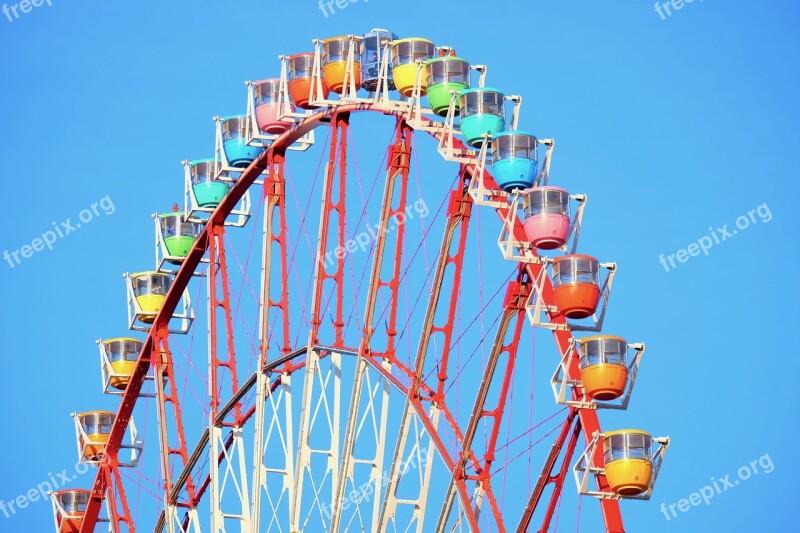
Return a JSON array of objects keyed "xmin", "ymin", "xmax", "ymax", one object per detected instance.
[
  {"xmin": 97, "ymin": 337, "xmax": 142, "ymax": 392},
  {"xmin": 182, "ymin": 158, "xmax": 252, "ymax": 226},
  {"xmin": 361, "ymin": 28, "xmax": 398, "ymax": 92},
  {"xmin": 390, "ymin": 37, "xmax": 436, "ymax": 97},
  {"xmin": 49, "ymin": 489, "xmax": 91, "ymax": 533},
  {"xmin": 124, "ymin": 271, "xmax": 194, "ymax": 334}
]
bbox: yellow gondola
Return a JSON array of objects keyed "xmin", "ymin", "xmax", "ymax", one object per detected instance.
[
  {"xmin": 103, "ymin": 338, "xmax": 143, "ymax": 390},
  {"xmin": 390, "ymin": 38, "xmax": 435, "ymax": 96},
  {"xmin": 131, "ymin": 271, "xmax": 172, "ymax": 323},
  {"xmin": 77, "ymin": 411, "xmax": 114, "ymax": 461},
  {"xmin": 578, "ymin": 335, "xmax": 629, "ymax": 401},
  {"xmin": 603, "ymin": 429, "xmax": 654, "ymax": 496}
]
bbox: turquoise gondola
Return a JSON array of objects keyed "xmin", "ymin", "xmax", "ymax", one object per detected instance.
[
  {"xmin": 190, "ymin": 159, "xmax": 229, "ymax": 208},
  {"xmin": 459, "ymin": 87, "xmax": 506, "ymax": 147}
]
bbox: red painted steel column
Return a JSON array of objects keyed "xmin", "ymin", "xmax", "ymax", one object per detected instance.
[
  {"xmin": 450, "ymin": 269, "xmax": 530, "ymax": 532},
  {"xmin": 409, "ymin": 173, "xmax": 474, "ymax": 440},
  {"xmin": 106, "ymin": 464, "xmax": 135, "ymax": 532},
  {"xmin": 515, "ymin": 409, "xmax": 579, "ymax": 532},
  {"xmin": 261, "ymin": 149, "xmax": 293, "ymax": 365},
  {"xmin": 153, "ymin": 335, "xmax": 198, "ymax": 514},
  {"xmin": 538, "ymin": 415, "xmax": 583, "ymax": 532},
  {"xmin": 207, "ymin": 223, "xmax": 243, "ymax": 423},
  {"xmin": 479, "ymin": 273, "xmax": 531, "ymax": 531},
  {"xmin": 309, "ymin": 112, "xmax": 349, "ymax": 347},
  {"xmin": 361, "ymin": 118, "xmax": 413, "ymax": 363}
]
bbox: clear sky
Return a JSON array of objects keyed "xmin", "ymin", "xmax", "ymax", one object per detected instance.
[{"xmin": 1, "ymin": 1, "xmax": 798, "ymax": 532}]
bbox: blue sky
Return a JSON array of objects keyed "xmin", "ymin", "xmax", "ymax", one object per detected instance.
[{"xmin": 1, "ymin": 1, "xmax": 798, "ymax": 532}]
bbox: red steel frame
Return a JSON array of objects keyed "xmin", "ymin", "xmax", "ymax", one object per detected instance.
[
  {"xmin": 153, "ymin": 335, "xmax": 199, "ymax": 527},
  {"xmin": 207, "ymin": 223, "xmax": 245, "ymax": 424},
  {"xmin": 77, "ymin": 107, "xmax": 625, "ymax": 533},
  {"xmin": 103, "ymin": 463, "xmax": 135, "ymax": 531},
  {"xmin": 260, "ymin": 149, "xmax": 293, "ymax": 362},
  {"xmin": 309, "ymin": 111, "xmax": 349, "ymax": 348}
]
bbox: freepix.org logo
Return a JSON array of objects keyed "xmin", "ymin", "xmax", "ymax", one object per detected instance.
[
  {"xmin": 0, "ymin": 461, "xmax": 90, "ymax": 520},
  {"xmin": 654, "ymin": 0, "xmax": 704, "ymax": 20},
  {"xmin": 317, "ymin": 0, "xmax": 367, "ymax": 18},
  {"xmin": 2, "ymin": 0, "xmax": 53, "ymax": 23},
  {"xmin": 320, "ymin": 198, "xmax": 429, "ymax": 267},
  {"xmin": 3, "ymin": 195, "xmax": 116, "ymax": 269},
  {"xmin": 658, "ymin": 202, "xmax": 772, "ymax": 273},
  {"xmin": 660, "ymin": 453, "xmax": 774, "ymax": 521},
  {"xmin": 320, "ymin": 449, "xmax": 430, "ymax": 519}
]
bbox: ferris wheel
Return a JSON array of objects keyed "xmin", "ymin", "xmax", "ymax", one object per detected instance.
[{"xmin": 50, "ymin": 29, "xmax": 671, "ymax": 533}]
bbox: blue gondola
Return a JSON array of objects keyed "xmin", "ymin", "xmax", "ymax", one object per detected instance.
[
  {"xmin": 222, "ymin": 115, "xmax": 264, "ymax": 168},
  {"xmin": 490, "ymin": 131, "xmax": 538, "ymax": 192}
]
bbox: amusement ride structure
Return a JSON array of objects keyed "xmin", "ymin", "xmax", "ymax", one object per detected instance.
[{"xmin": 50, "ymin": 29, "xmax": 670, "ymax": 533}]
